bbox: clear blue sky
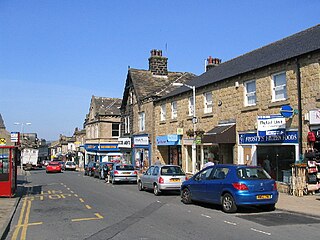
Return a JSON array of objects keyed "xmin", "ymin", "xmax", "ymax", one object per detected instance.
[{"xmin": 0, "ymin": 0, "xmax": 319, "ymax": 141}]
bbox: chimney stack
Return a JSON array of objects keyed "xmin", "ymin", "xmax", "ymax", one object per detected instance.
[
  {"xmin": 148, "ymin": 49, "xmax": 168, "ymax": 76},
  {"xmin": 206, "ymin": 56, "xmax": 221, "ymax": 71}
]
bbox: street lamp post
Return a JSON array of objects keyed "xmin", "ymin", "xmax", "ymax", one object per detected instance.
[
  {"xmin": 14, "ymin": 122, "xmax": 32, "ymax": 171},
  {"xmin": 172, "ymin": 82, "xmax": 197, "ymax": 173}
]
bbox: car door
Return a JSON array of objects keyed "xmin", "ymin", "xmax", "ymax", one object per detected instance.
[
  {"xmin": 143, "ymin": 166, "xmax": 154, "ymax": 189},
  {"xmin": 189, "ymin": 167, "xmax": 214, "ymax": 201},
  {"xmin": 151, "ymin": 166, "xmax": 160, "ymax": 184},
  {"xmin": 205, "ymin": 167, "xmax": 229, "ymax": 203}
]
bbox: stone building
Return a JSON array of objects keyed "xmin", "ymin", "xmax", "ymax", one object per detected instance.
[
  {"xmin": 154, "ymin": 24, "xmax": 320, "ymax": 180},
  {"xmin": 84, "ymin": 96, "xmax": 122, "ymax": 163},
  {"xmin": 120, "ymin": 49, "xmax": 196, "ymax": 168}
]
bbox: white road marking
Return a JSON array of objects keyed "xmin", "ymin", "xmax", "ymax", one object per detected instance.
[
  {"xmin": 201, "ymin": 214, "xmax": 212, "ymax": 219},
  {"xmin": 224, "ymin": 220, "xmax": 237, "ymax": 226},
  {"xmin": 250, "ymin": 228, "xmax": 271, "ymax": 236}
]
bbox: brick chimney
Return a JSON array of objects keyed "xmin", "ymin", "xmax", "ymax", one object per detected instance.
[
  {"xmin": 148, "ymin": 49, "xmax": 168, "ymax": 76},
  {"xmin": 206, "ymin": 56, "xmax": 221, "ymax": 71}
]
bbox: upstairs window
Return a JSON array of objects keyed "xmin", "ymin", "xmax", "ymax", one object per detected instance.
[
  {"xmin": 188, "ymin": 96, "xmax": 194, "ymax": 116},
  {"xmin": 139, "ymin": 112, "xmax": 145, "ymax": 132},
  {"xmin": 272, "ymin": 72, "xmax": 287, "ymax": 101},
  {"xmin": 112, "ymin": 123, "xmax": 120, "ymax": 137},
  {"xmin": 124, "ymin": 116, "xmax": 130, "ymax": 134},
  {"xmin": 244, "ymin": 80, "xmax": 256, "ymax": 106},
  {"xmin": 160, "ymin": 104, "xmax": 166, "ymax": 121},
  {"xmin": 171, "ymin": 101, "xmax": 177, "ymax": 119},
  {"xmin": 204, "ymin": 92, "xmax": 213, "ymax": 114}
]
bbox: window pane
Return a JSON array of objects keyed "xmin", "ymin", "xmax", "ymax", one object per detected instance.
[{"xmin": 274, "ymin": 73, "xmax": 286, "ymax": 86}]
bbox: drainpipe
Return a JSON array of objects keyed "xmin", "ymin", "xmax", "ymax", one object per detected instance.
[{"xmin": 296, "ymin": 58, "xmax": 303, "ymax": 160}]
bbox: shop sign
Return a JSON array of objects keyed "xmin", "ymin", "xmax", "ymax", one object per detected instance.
[
  {"xmin": 183, "ymin": 138, "xmax": 195, "ymax": 145},
  {"xmin": 85, "ymin": 143, "xmax": 119, "ymax": 151},
  {"xmin": 156, "ymin": 135, "xmax": 181, "ymax": 146},
  {"xmin": 0, "ymin": 138, "xmax": 6, "ymax": 146},
  {"xmin": 133, "ymin": 136, "xmax": 149, "ymax": 146},
  {"xmin": 257, "ymin": 115, "xmax": 286, "ymax": 137},
  {"xmin": 239, "ymin": 131, "xmax": 298, "ymax": 144},
  {"xmin": 309, "ymin": 109, "xmax": 320, "ymax": 125},
  {"xmin": 177, "ymin": 128, "xmax": 183, "ymax": 135},
  {"xmin": 118, "ymin": 138, "xmax": 131, "ymax": 148},
  {"xmin": 10, "ymin": 132, "xmax": 19, "ymax": 143}
]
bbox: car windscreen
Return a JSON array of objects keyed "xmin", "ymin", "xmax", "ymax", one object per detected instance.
[
  {"xmin": 237, "ymin": 167, "xmax": 271, "ymax": 180},
  {"xmin": 161, "ymin": 166, "xmax": 185, "ymax": 176},
  {"xmin": 116, "ymin": 165, "xmax": 134, "ymax": 170}
]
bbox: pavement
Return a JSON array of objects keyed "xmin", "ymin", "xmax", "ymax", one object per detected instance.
[{"xmin": 1, "ymin": 170, "xmax": 320, "ymax": 240}]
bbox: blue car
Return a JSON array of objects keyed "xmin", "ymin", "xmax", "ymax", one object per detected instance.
[{"xmin": 181, "ymin": 164, "xmax": 278, "ymax": 213}]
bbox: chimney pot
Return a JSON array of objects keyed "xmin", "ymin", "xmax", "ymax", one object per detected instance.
[
  {"xmin": 149, "ymin": 49, "xmax": 168, "ymax": 76},
  {"xmin": 206, "ymin": 56, "xmax": 221, "ymax": 71}
]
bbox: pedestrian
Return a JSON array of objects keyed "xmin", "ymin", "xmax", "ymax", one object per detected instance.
[
  {"xmin": 202, "ymin": 158, "xmax": 215, "ymax": 169},
  {"xmin": 106, "ymin": 165, "xmax": 112, "ymax": 184},
  {"xmin": 155, "ymin": 157, "xmax": 161, "ymax": 165}
]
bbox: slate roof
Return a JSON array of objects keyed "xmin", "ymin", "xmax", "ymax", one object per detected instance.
[
  {"xmin": 161, "ymin": 24, "xmax": 320, "ymax": 100},
  {"xmin": 92, "ymin": 96, "xmax": 122, "ymax": 116},
  {"xmin": 121, "ymin": 69, "xmax": 196, "ymax": 108},
  {"xmin": 0, "ymin": 114, "xmax": 5, "ymax": 129}
]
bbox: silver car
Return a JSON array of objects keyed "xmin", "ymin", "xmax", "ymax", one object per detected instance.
[
  {"xmin": 110, "ymin": 164, "xmax": 137, "ymax": 184},
  {"xmin": 138, "ymin": 165, "xmax": 187, "ymax": 195}
]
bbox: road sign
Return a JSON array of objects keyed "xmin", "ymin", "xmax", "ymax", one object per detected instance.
[
  {"xmin": 280, "ymin": 105, "xmax": 294, "ymax": 118},
  {"xmin": 0, "ymin": 138, "xmax": 6, "ymax": 146}
]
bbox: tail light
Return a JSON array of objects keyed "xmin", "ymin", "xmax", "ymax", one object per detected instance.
[
  {"xmin": 273, "ymin": 182, "xmax": 277, "ymax": 190},
  {"xmin": 92, "ymin": 167, "xmax": 96, "ymax": 170},
  {"xmin": 134, "ymin": 171, "xmax": 138, "ymax": 175},
  {"xmin": 114, "ymin": 170, "xmax": 119, "ymax": 175},
  {"xmin": 185, "ymin": 176, "xmax": 189, "ymax": 181},
  {"xmin": 232, "ymin": 183, "xmax": 249, "ymax": 191},
  {"xmin": 158, "ymin": 177, "xmax": 164, "ymax": 184}
]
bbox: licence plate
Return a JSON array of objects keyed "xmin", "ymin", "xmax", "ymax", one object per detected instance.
[
  {"xmin": 170, "ymin": 178, "xmax": 181, "ymax": 182},
  {"xmin": 123, "ymin": 172, "xmax": 131, "ymax": 174},
  {"xmin": 256, "ymin": 195, "xmax": 271, "ymax": 200}
]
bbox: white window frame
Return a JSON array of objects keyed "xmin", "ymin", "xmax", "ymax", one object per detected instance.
[
  {"xmin": 139, "ymin": 112, "xmax": 145, "ymax": 132},
  {"xmin": 203, "ymin": 92, "xmax": 213, "ymax": 114},
  {"xmin": 160, "ymin": 104, "xmax": 166, "ymax": 121},
  {"xmin": 124, "ymin": 116, "xmax": 130, "ymax": 134},
  {"xmin": 272, "ymin": 72, "xmax": 287, "ymax": 102},
  {"xmin": 171, "ymin": 101, "xmax": 177, "ymax": 119},
  {"xmin": 188, "ymin": 96, "xmax": 194, "ymax": 116},
  {"xmin": 244, "ymin": 79, "xmax": 256, "ymax": 106}
]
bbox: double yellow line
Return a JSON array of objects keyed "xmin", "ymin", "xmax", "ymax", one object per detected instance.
[{"xmin": 11, "ymin": 198, "xmax": 42, "ymax": 240}]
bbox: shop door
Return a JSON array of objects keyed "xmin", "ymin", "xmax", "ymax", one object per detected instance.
[
  {"xmin": 257, "ymin": 145, "xmax": 295, "ymax": 182},
  {"xmin": 243, "ymin": 147, "xmax": 252, "ymax": 165}
]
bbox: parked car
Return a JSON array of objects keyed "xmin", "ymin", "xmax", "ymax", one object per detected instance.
[
  {"xmin": 180, "ymin": 164, "xmax": 279, "ymax": 213},
  {"xmin": 138, "ymin": 165, "xmax": 187, "ymax": 196},
  {"xmin": 46, "ymin": 161, "xmax": 62, "ymax": 173},
  {"xmin": 110, "ymin": 164, "xmax": 137, "ymax": 184},
  {"xmin": 84, "ymin": 161, "xmax": 97, "ymax": 176},
  {"xmin": 65, "ymin": 161, "xmax": 77, "ymax": 171},
  {"xmin": 94, "ymin": 162, "xmax": 113, "ymax": 179}
]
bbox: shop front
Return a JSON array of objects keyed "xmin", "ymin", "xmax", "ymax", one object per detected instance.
[
  {"xmin": 156, "ymin": 134, "xmax": 182, "ymax": 166},
  {"xmin": 118, "ymin": 137, "xmax": 132, "ymax": 164},
  {"xmin": 84, "ymin": 143, "xmax": 122, "ymax": 164},
  {"xmin": 132, "ymin": 134, "xmax": 150, "ymax": 170},
  {"xmin": 238, "ymin": 131, "xmax": 299, "ymax": 182}
]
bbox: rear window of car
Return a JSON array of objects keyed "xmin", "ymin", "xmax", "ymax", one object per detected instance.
[
  {"xmin": 237, "ymin": 167, "xmax": 271, "ymax": 180},
  {"xmin": 161, "ymin": 166, "xmax": 185, "ymax": 176},
  {"xmin": 116, "ymin": 165, "xmax": 134, "ymax": 170}
]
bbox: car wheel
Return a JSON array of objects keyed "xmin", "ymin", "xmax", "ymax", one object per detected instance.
[
  {"xmin": 260, "ymin": 204, "xmax": 275, "ymax": 212},
  {"xmin": 138, "ymin": 181, "xmax": 144, "ymax": 191},
  {"xmin": 153, "ymin": 184, "xmax": 161, "ymax": 196},
  {"xmin": 181, "ymin": 188, "xmax": 192, "ymax": 204},
  {"xmin": 222, "ymin": 193, "xmax": 237, "ymax": 213}
]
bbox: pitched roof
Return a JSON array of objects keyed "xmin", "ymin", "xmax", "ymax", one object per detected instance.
[
  {"xmin": 161, "ymin": 24, "xmax": 320, "ymax": 100},
  {"xmin": 92, "ymin": 96, "xmax": 122, "ymax": 116},
  {"xmin": 0, "ymin": 114, "xmax": 5, "ymax": 129},
  {"xmin": 121, "ymin": 69, "xmax": 196, "ymax": 108}
]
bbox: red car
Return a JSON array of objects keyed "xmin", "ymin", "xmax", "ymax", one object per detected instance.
[{"xmin": 46, "ymin": 161, "xmax": 62, "ymax": 173}]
